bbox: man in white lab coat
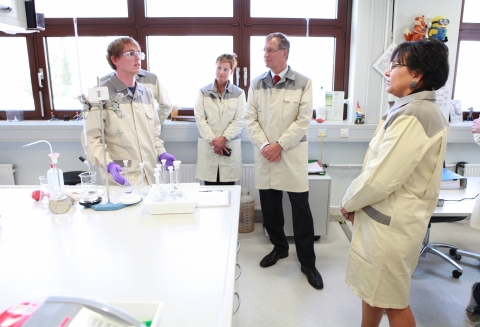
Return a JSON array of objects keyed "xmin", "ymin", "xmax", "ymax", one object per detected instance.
[
  {"xmin": 245, "ymin": 32, "xmax": 323, "ymax": 290},
  {"xmin": 82, "ymin": 37, "xmax": 175, "ymax": 186}
]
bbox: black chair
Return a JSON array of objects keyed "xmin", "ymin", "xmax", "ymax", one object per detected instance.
[
  {"xmin": 63, "ymin": 171, "xmax": 85, "ymax": 186},
  {"xmin": 421, "ymin": 216, "xmax": 480, "ymax": 279}
]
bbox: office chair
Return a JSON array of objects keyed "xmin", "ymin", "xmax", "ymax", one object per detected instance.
[
  {"xmin": 421, "ymin": 216, "xmax": 480, "ymax": 279},
  {"xmin": 63, "ymin": 171, "xmax": 85, "ymax": 185}
]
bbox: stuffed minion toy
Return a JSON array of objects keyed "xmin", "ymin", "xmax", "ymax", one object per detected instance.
[{"xmin": 428, "ymin": 16, "xmax": 449, "ymax": 43}]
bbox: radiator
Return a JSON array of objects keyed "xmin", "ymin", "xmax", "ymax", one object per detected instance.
[
  {"xmin": 178, "ymin": 164, "xmax": 261, "ymax": 210},
  {"xmin": 464, "ymin": 164, "xmax": 480, "ymax": 177},
  {"xmin": 0, "ymin": 164, "xmax": 16, "ymax": 185}
]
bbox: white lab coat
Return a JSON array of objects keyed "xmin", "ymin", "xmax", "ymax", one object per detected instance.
[
  {"xmin": 81, "ymin": 75, "xmax": 165, "ymax": 186},
  {"xmin": 245, "ymin": 67, "xmax": 312, "ymax": 192},
  {"xmin": 474, "ymin": 133, "xmax": 480, "ymax": 145},
  {"xmin": 342, "ymin": 91, "xmax": 449, "ymax": 309},
  {"xmin": 101, "ymin": 69, "xmax": 173, "ymax": 125},
  {"xmin": 195, "ymin": 80, "xmax": 245, "ymax": 182}
]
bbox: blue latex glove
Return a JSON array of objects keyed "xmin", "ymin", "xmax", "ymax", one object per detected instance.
[
  {"xmin": 107, "ymin": 161, "xmax": 126, "ymax": 185},
  {"xmin": 159, "ymin": 152, "xmax": 176, "ymax": 170}
]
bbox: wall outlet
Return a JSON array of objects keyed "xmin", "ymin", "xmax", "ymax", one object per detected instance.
[
  {"xmin": 340, "ymin": 129, "xmax": 349, "ymax": 138},
  {"xmin": 317, "ymin": 129, "xmax": 327, "ymax": 138}
]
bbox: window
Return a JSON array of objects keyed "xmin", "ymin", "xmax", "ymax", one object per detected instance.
[
  {"xmin": 36, "ymin": 0, "xmax": 128, "ymax": 18},
  {"xmin": 454, "ymin": 0, "xmax": 480, "ymax": 112},
  {"xmin": 145, "ymin": 0, "xmax": 232, "ymax": 17},
  {"xmin": 148, "ymin": 36, "xmax": 233, "ymax": 107},
  {"xmin": 0, "ymin": 0, "xmax": 351, "ymax": 120},
  {"xmin": 0, "ymin": 37, "xmax": 34, "ymax": 111},
  {"xmin": 250, "ymin": 36, "xmax": 334, "ymax": 109},
  {"xmin": 46, "ymin": 36, "xmax": 121, "ymax": 110},
  {"xmin": 250, "ymin": 0, "xmax": 336, "ymax": 19}
]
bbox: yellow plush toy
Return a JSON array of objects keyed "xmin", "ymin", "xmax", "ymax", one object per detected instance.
[{"xmin": 428, "ymin": 16, "xmax": 449, "ymax": 43}]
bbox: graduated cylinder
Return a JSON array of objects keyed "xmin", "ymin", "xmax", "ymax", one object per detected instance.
[{"xmin": 239, "ymin": 187, "xmax": 255, "ymax": 233}]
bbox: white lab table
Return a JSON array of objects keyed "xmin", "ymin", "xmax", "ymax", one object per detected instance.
[
  {"xmin": 434, "ymin": 177, "xmax": 480, "ymax": 217},
  {"xmin": 0, "ymin": 185, "xmax": 241, "ymax": 327}
]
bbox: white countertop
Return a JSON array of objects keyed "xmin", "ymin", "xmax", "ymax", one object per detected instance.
[{"xmin": 0, "ymin": 185, "xmax": 241, "ymax": 327}]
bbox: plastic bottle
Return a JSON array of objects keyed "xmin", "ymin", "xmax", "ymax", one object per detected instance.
[
  {"xmin": 46, "ymin": 153, "xmax": 65, "ymax": 196},
  {"xmin": 239, "ymin": 187, "xmax": 255, "ymax": 233},
  {"xmin": 316, "ymin": 86, "xmax": 326, "ymax": 121}
]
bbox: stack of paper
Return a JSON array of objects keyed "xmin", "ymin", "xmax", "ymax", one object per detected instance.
[
  {"xmin": 197, "ymin": 190, "xmax": 231, "ymax": 207},
  {"xmin": 308, "ymin": 160, "xmax": 325, "ymax": 175}
]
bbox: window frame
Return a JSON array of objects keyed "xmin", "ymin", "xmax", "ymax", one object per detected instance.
[
  {"xmin": 0, "ymin": 0, "xmax": 352, "ymax": 120},
  {"xmin": 453, "ymin": 0, "xmax": 480, "ymax": 99}
]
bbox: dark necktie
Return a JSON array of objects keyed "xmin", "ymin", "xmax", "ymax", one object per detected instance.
[{"xmin": 273, "ymin": 75, "xmax": 281, "ymax": 85}]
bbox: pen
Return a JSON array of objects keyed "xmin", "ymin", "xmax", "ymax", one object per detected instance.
[{"xmin": 200, "ymin": 190, "xmax": 223, "ymax": 192}]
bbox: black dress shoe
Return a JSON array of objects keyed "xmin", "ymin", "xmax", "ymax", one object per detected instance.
[
  {"xmin": 301, "ymin": 266, "xmax": 324, "ymax": 290},
  {"xmin": 260, "ymin": 249, "xmax": 288, "ymax": 268},
  {"xmin": 466, "ymin": 282, "xmax": 480, "ymax": 325}
]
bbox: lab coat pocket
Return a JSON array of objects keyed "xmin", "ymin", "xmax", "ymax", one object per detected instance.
[
  {"xmin": 143, "ymin": 105, "xmax": 154, "ymax": 120},
  {"xmin": 196, "ymin": 137, "xmax": 216, "ymax": 181},
  {"xmin": 346, "ymin": 245, "xmax": 382, "ymax": 302},
  {"xmin": 283, "ymin": 95, "xmax": 301, "ymax": 120},
  {"xmin": 227, "ymin": 106, "xmax": 237, "ymax": 119}
]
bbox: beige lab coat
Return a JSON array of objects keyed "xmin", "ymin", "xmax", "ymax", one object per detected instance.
[
  {"xmin": 101, "ymin": 69, "xmax": 173, "ymax": 125},
  {"xmin": 195, "ymin": 81, "xmax": 245, "ymax": 182},
  {"xmin": 245, "ymin": 68, "xmax": 312, "ymax": 192},
  {"xmin": 342, "ymin": 91, "xmax": 449, "ymax": 308},
  {"xmin": 82, "ymin": 75, "xmax": 165, "ymax": 186}
]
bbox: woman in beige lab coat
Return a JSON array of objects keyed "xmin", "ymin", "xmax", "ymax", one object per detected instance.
[
  {"xmin": 340, "ymin": 39, "xmax": 450, "ymax": 327},
  {"xmin": 194, "ymin": 53, "xmax": 246, "ymax": 185}
]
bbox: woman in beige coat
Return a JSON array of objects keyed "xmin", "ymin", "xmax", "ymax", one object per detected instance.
[
  {"xmin": 341, "ymin": 39, "xmax": 450, "ymax": 327},
  {"xmin": 194, "ymin": 53, "xmax": 245, "ymax": 185}
]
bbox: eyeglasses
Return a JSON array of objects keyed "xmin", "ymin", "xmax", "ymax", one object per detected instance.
[
  {"xmin": 122, "ymin": 51, "xmax": 145, "ymax": 60},
  {"xmin": 432, "ymin": 18, "xmax": 449, "ymax": 25},
  {"xmin": 389, "ymin": 61, "xmax": 407, "ymax": 71},
  {"xmin": 263, "ymin": 48, "xmax": 285, "ymax": 54}
]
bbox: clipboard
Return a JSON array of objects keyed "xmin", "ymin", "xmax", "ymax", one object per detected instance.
[{"xmin": 308, "ymin": 160, "xmax": 325, "ymax": 175}]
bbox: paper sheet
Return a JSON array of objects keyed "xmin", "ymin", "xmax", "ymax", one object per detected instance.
[
  {"xmin": 434, "ymin": 85, "xmax": 452, "ymax": 122},
  {"xmin": 373, "ymin": 43, "xmax": 397, "ymax": 78},
  {"xmin": 197, "ymin": 190, "xmax": 230, "ymax": 207},
  {"xmin": 325, "ymin": 91, "xmax": 344, "ymax": 121}
]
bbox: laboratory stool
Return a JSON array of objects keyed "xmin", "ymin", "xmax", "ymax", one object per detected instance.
[{"xmin": 63, "ymin": 171, "xmax": 85, "ymax": 186}]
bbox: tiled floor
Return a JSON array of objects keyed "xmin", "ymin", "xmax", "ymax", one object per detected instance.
[{"xmin": 235, "ymin": 218, "xmax": 480, "ymax": 327}]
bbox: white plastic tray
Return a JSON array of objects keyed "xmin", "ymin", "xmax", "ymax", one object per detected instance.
[{"xmin": 144, "ymin": 183, "xmax": 200, "ymax": 215}]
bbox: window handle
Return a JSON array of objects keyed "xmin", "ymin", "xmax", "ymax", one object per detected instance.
[
  {"xmin": 243, "ymin": 67, "xmax": 247, "ymax": 87},
  {"xmin": 236, "ymin": 67, "xmax": 240, "ymax": 86},
  {"xmin": 38, "ymin": 68, "xmax": 44, "ymax": 88},
  {"xmin": 39, "ymin": 91, "xmax": 45, "ymax": 117}
]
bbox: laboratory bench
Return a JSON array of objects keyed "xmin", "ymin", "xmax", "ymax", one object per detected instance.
[{"xmin": 0, "ymin": 185, "xmax": 242, "ymax": 327}]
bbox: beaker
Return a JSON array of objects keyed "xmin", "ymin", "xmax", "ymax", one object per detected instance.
[
  {"xmin": 122, "ymin": 160, "xmax": 134, "ymax": 194},
  {"xmin": 79, "ymin": 172, "xmax": 98, "ymax": 202}
]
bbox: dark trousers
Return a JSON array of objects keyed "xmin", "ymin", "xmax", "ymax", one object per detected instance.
[
  {"xmin": 259, "ymin": 189, "xmax": 316, "ymax": 268},
  {"xmin": 204, "ymin": 168, "xmax": 235, "ymax": 186}
]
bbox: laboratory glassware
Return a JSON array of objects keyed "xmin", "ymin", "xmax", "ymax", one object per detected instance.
[
  {"xmin": 138, "ymin": 162, "xmax": 151, "ymax": 195},
  {"xmin": 122, "ymin": 160, "xmax": 134, "ymax": 194},
  {"xmin": 173, "ymin": 160, "xmax": 181, "ymax": 184},
  {"xmin": 79, "ymin": 172, "xmax": 98, "ymax": 202}
]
